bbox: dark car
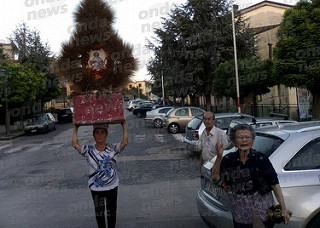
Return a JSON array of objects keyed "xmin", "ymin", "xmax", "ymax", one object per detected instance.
[
  {"xmin": 24, "ymin": 113, "xmax": 56, "ymax": 135},
  {"xmin": 57, "ymin": 108, "xmax": 73, "ymax": 123},
  {"xmin": 132, "ymin": 103, "xmax": 159, "ymax": 118}
]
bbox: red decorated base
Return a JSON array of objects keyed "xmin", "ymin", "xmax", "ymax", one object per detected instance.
[{"xmin": 73, "ymin": 91, "xmax": 124, "ymax": 125}]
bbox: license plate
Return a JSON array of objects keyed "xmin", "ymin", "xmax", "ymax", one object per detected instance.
[
  {"xmin": 204, "ymin": 180, "xmax": 221, "ymax": 199},
  {"xmin": 31, "ymin": 130, "xmax": 37, "ymax": 133}
]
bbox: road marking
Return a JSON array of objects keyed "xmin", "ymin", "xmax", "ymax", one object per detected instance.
[
  {"xmin": 172, "ymin": 134, "xmax": 184, "ymax": 142},
  {"xmin": 0, "ymin": 143, "xmax": 12, "ymax": 151}
]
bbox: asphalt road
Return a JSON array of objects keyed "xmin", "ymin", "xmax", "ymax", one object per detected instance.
[{"xmin": 0, "ymin": 109, "xmax": 208, "ymax": 228}]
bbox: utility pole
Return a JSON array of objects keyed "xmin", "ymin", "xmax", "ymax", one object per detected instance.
[
  {"xmin": 232, "ymin": 2, "xmax": 241, "ymax": 113},
  {"xmin": 0, "ymin": 68, "xmax": 10, "ymax": 136},
  {"xmin": 160, "ymin": 51, "xmax": 165, "ymax": 106}
]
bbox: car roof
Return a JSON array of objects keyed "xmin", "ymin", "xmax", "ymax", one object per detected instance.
[
  {"xmin": 194, "ymin": 112, "xmax": 255, "ymax": 119},
  {"xmin": 255, "ymin": 117, "xmax": 296, "ymax": 122},
  {"xmin": 255, "ymin": 121, "xmax": 320, "ymax": 139}
]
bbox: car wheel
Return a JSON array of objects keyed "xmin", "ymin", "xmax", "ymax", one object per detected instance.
[
  {"xmin": 168, "ymin": 123, "xmax": 179, "ymax": 134},
  {"xmin": 53, "ymin": 125, "xmax": 56, "ymax": 130},
  {"xmin": 153, "ymin": 118, "xmax": 163, "ymax": 128},
  {"xmin": 307, "ymin": 213, "xmax": 320, "ymax": 228},
  {"xmin": 137, "ymin": 112, "xmax": 142, "ymax": 118}
]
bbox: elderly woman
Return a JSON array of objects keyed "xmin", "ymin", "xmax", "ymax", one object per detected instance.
[
  {"xmin": 72, "ymin": 122, "xmax": 128, "ymax": 228},
  {"xmin": 213, "ymin": 124, "xmax": 291, "ymax": 228}
]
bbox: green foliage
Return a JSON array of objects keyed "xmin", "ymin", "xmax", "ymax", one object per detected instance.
[
  {"xmin": 274, "ymin": 0, "xmax": 320, "ymax": 93},
  {"xmin": 0, "ymin": 62, "xmax": 46, "ymax": 108},
  {"xmin": 0, "ymin": 45, "xmax": 6, "ymax": 61},
  {"xmin": 273, "ymin": 0, "xmax": 320, "ymax": 118},
  {"xmin": 147, "ymin": 0, "xmax": 256, "ymax": 100},
  {"xmin": 9, "ymin": 23, "xmax": 60, "ymax": 103},
  {"xmin": 213, "ymin": 58, "xmax": 275, "ymax": 99}
]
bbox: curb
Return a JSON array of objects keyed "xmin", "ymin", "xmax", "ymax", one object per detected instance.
[{"xmin": 0, "ymin": 132, "xmax": 25, "ymax": 141}]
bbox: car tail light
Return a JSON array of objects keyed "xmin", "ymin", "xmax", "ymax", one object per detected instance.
[{"xmin": 192, "ymin": 131, "xmax": 199, "ymax": 140}]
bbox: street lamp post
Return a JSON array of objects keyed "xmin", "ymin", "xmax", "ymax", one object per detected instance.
[
  {"xmin": 160, "ymin": 51, "xmax": 165, "ymax": 106},
  {"xmin": 161, "ymin": 67, "xmax": 165, "ymax": 106},
  {"xmin": 231, "ymin": 1, "xmax": 241, "ymax": 113},
  {"xmin": 0, "ymin": 68, "xmax": 10, "ymax": 136}
]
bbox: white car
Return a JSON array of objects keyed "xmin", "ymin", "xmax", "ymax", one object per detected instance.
[
  {"xmin": 145, "ymin": 106, "xmax": 174, "ymax": 128},
  {"xmin": 197, "ymin": 121, "xmax": 320, "ymax": 227}
]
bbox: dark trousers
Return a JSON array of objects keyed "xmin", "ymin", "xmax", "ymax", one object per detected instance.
[{"xmin": 91, "ymin": 187, "xmax": 118, "ymax": 228}]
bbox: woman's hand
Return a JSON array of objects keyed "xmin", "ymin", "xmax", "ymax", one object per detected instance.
[{"xmin": 281, "ymin": 208, "xmax": 292, "ymax": 224}]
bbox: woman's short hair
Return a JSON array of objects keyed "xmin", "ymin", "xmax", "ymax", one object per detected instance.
[{"xmin": 229, "ymin": 123, "xmax": 256, "ymax": 142}]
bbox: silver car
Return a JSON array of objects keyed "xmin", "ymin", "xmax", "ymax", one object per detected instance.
[
  {"xmin": 24, "ymin": 113, "xmax": 56, "ymax": 135},
  {"xmin": 145, "ymin": 106, "xmax": 174, "ymax": 128},
  {"xmin": 197, "ymin": 121, "xmax": 320, "ymax": 228}
]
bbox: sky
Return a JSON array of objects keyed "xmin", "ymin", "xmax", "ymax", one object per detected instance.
[{"xmin": 0, "ymin": 0, "xmax": 299, "ymax": 81}]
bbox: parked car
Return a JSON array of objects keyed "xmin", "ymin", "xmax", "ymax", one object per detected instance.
[
  {"xmin": 145, "ymin": 106, "xmax": 174, "ymax": 128},
  {"xmin": 126, "ymin": 99, "xmax": 152, "ymax": 111},
  {"xmin": 163, "ymin": 107, "xmax": 205, "ymax": 133},
  {"xmin": 57, "ymin": 108, "xmax": 73, "ymax": 123},
  {"xmin": 226, "ymin": 117, "xmax": 298, "ymax": 135},
  {"xmin": 24, "ymin": 113, "xmax": 56, "ymax": 135},
  {"xmin": 183, "ymin": 113, "xmax": 255, "ymax": 153},
  {"xmin": 132, "ymin": 103, "xmax": 155, "ymax": 118},
  {"xmin": 126, "ymin": 99, "xmax": 141, "ymax": 111},
  {"xmin": 197, "ymin": 121, "xmax": 320, "ymax": 228},
  {"xmin": 254, "ymin": 117, "xmax": 298, "ymax": 128}
]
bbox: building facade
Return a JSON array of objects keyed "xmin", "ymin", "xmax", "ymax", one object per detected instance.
[{"xmin": 240, "ymin": 0, "xmax": 309, "ymax": 119}]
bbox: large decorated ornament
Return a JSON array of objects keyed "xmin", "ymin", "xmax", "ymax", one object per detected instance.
[{"xmin": 57, "ymin": 0, "xmax": 137, "ymax": 92}]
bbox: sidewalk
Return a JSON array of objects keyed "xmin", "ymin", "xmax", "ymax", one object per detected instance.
[{"xmin": 0, "ymin": 129, "xmax": 25, "ymax": 140}]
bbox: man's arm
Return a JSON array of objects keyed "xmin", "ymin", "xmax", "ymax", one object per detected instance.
[
  {"xmin": 211, "ymin": 141, "xmax": 223, "ymax": 181},
  {"xmin": 72, "ymin": 125, "xmax": 82, "ymax": 154},
  {"xmin": 120, "ymin": 121, "xmax": 128, "ymax": 151}
]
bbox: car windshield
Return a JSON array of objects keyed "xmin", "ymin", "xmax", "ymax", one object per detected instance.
[
  {"xmin": 29, "ymin": 115, "xmax": 46, "ymax": 124},
  {"xmin": 252, "ymin": 133, "xmax": 284, "ymax": 157},
  {"xmin": 187, "ymin": 117, "xmax": 202, "ymax": 130},
  {"xmin": 222, "ymin": 133, "xmax": 284, "ymax": 159},
  {"xmin": 166, "ymin": 108, "xmax": 175, "ymax": 116}
]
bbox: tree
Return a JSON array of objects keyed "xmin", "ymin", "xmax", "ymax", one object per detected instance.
[
  {"xmin": 0, "ymin": 62, "xmax": 46, "ymax": 125},
  {"xmin": 0, "ymin": 45, "xmax": 6, "ymax": 61},
  {"xmin": 147, "ymin": 0, "xmax": 256, "ymax": 107},
  {"xmin": 273, "ymin": 0, "xmax": 320, "ymax": 119},
  {"xmin": 9, "ymin": 23, "xmax": 60, "ymax": 104},
  {"xmin": 213, "ymin": 58, "xmax": 275, "ymax": 113}
]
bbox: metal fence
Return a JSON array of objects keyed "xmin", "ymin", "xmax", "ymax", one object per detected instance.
[{"xmin": 209, "ymin": 104, "xmax": 300, "ymax": 120}]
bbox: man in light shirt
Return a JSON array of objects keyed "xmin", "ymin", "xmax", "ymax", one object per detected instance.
[{"xmin": 199, "ymin": 112, "xmax": 231, "ymax": 177}]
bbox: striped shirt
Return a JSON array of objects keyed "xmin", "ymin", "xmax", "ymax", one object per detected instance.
[{"xmin": 81, "ymin": 143, "xmax": 121, "ymax": 191}]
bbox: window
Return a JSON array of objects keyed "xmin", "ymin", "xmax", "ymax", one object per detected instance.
[
  {"xmin": 139, "ymin": 84, "xmax": 142, "ymax": 87},
  {"xmin": 159, "ymin": 108, "xmax": 172, "ymax": 113},
  {"xmin": 191, "ymin": 108, "xmax": 204, "ymax": 116},
  {"xmin": 284, "ymin": 138, "xmax": 320, "ymax": 170},
  {"xmin": 129, "ymin": 85, "xmax": 132, "ymax": 89},
  {"xmin": 256, "ymin": 122, "xmax": 273, "ymax": 128},
  {"xmin": 252, "ymin": 134, "xmax": 284, "ymax": 157},
  {"xmin": 187, "ymin": 117, "xmax": 202, "ymax": 130},
  {"xmin": 175, "ymin": 108, "xmax": 189, "ymax": 116}
]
